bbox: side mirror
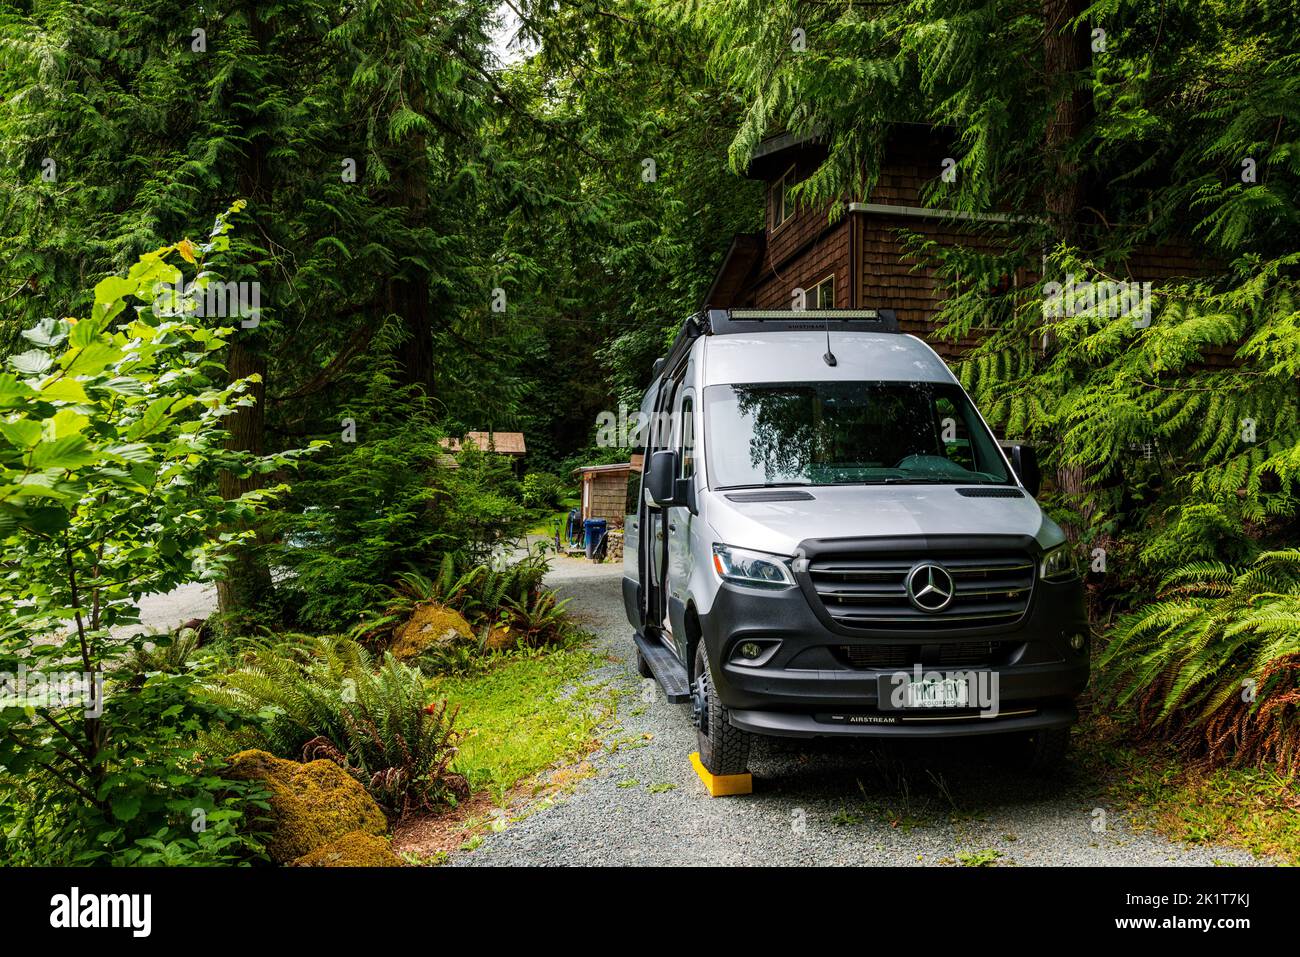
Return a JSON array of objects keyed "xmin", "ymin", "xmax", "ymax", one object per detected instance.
[
  {"xmin": 644, "ymin": 450, "xmax": 699, "ymax": 514},
  {"xmin": 644, "ymin": 449, "xmax": 679, "ymax": 506},
  {"xmin": 1010, "ymin": 445, "xmax": 1041, "ymax": 497}
]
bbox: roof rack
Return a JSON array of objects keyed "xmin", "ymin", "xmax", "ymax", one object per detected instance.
[{"xmin": 654, "ymin": 307, "xmax": 900, "ymax": 380}]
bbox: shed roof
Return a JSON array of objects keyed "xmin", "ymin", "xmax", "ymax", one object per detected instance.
[{"xmin": 572, "ymin": 462, "xmax": 633, "ymax": 476}]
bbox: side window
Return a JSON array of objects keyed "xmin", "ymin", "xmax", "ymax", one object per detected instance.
[
  {"xmin": 934, "ymin": 396, "xmax": 975, "ymax": 470},
  {"xmin": 679, "ymin": 396, "xmax": 695, "ymax": 479},
  {"xmin": 625, "ymin": 461, "xmax": 642, "ymax": 516}
]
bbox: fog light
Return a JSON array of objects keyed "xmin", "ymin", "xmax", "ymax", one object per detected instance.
[
  {"xmin": 1069, "ymin": 632, "xmax": 1086, "ymax": 651},
  {"xmin": 729, "ymin": 640, "xmax": 780, "ymax": 666}
]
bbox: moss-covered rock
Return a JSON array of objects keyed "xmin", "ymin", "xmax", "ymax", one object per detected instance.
[
  {"xmin": 293, "ymin": 830, "xmax": 404, "ymax": 867},
  {"xmin": 389, "ymin": 602, "xmax": 474, "ymax": 660},
  {"xmin": 226, "ymin": 749, "xmax": 388, "ymax": 864}
]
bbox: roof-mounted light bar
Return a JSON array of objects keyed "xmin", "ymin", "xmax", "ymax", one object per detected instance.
[{"xmin": 730, "ymin": 308, "xmax": 884, "ymax": 321}]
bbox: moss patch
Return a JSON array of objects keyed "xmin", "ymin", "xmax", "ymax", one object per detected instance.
[
  {"xmin": 225, "ymin": 749, "xmax": 388, "ymax": 864},
  {"xmin": 294, "ymin": 830, "xmax": 403, "ymax": 867},
  {"xmin": 390, "ymin": 603, "xmax": 474, "ymax": 660}
]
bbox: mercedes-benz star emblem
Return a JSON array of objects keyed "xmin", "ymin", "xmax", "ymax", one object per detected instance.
[{"xmin": 905, "ymin": 563, "xmax": 955, "ymax": 612}]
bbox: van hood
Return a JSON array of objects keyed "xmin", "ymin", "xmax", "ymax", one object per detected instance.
[{"xmin": 703, "ymin": 485, "xmax": 1064, "ymax": 556}]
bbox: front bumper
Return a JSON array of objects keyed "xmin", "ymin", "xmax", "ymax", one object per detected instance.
[{"xmin": 697, "ymin": 569, "xmax": 1089, "ymax": 740}]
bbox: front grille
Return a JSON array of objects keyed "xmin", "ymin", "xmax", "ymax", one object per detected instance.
[
  {"xmin": 807, "ymin": 549, "xmax": 1035, "ymax": 631},
  {"xmin": 837, "ymin": 640, "xmax": 1008, "ymax": 669}
]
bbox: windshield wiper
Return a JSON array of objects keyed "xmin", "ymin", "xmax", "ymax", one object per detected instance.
[
  {"xmin": 717, "ymin": 481, "xmax": 812, "ymax": 490},
  {"xmin": 880, "ymin": 477, "xmax": 959, "ymax": 484}
]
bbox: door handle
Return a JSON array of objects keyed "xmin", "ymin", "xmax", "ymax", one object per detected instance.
[{"xmin": 669, "ymin": 523, "xmax": 677, "ymax": 531}]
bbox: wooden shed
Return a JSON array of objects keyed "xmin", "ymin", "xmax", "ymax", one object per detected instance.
[
  {"xmin": 438, "ymin": 431, "xmax": 527, "ymax": 456},
  {"xmin": 437, "ymin": 431, "xmax": 527, "ymax": 470},
  {"xmin": 572, "ymin": 462, "xmax": 633, "ymax": 526}
]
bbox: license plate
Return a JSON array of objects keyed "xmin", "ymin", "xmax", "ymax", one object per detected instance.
[{"xmin": 879, "ymin": 673, "xmax": 971, "ymax": 710}]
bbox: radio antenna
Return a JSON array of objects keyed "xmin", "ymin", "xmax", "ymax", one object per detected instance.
[{"xmin": 822, "ymin": 312, "xmax": 838, "ymax": 366}]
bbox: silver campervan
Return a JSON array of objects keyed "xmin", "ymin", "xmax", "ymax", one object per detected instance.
[{"xmin": 623, "ymin": 309, "xmax": 1089, "ymax": 775}]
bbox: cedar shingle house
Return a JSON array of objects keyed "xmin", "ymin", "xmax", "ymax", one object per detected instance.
[{"xmin": 703, "ymin": 125, "xmax": 1215, "ymax": 362}]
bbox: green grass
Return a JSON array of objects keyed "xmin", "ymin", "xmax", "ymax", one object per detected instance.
[
  {"xmin": 1107, "ymin": 750, "xmax": 1299, "ymax": 863},
  {"xmin": 430, "ymin": 646, "xmax": 616, "ymax": 801},
  {"xmin": 1080, "ymin": 718, "xmax": 1300, "ymax": 864},
  {"xmin": 955, "ymin": 849, "xmax": 1003, "ymax": 867},
  {"xmin": 525, "ymin": 498, "xmax": 581, "ymax": 538}
]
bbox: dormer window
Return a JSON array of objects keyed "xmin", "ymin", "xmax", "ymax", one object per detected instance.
[{"xmin": 772, "ymin": 164, "xmax": 797, "ymax": 230}]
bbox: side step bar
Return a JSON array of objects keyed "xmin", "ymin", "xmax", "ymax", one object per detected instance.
[{"xmin": 634, "ymin": 631, "xmax": 691, "ymax": 703}]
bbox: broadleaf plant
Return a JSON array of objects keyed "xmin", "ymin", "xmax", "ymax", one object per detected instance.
[{"xmin": 0, "ymin": 204, "xmax": 323, "ymax": 864}]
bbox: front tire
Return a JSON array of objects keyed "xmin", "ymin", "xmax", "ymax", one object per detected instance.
[
  {"xmin": 693, "ymin": 643, "xmax": 751, "ymax": 775},
  {"xmin": 635, "ymin": 647, "xmax": 653, "ymax": 678}
]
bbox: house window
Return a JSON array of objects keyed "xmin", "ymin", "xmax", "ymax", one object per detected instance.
[
  {"xmin": 809, "ymin": 273, "xmax": 835, "ymax": 308},
  {"xmin": 772, "ymin": 165, "xmax": 797, "ymax": 230}
]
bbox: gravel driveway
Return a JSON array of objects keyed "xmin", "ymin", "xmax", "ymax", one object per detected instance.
[{"xmin": 457, "ymin": 556, "xmax": 1265, "ymax": 867}]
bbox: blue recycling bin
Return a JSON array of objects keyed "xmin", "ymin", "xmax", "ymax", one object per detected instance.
[{"xmin": 583, "ymin": 518, "xmax": 608, "ymax": 561}]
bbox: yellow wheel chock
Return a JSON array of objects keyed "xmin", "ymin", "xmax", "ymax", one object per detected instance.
[{"xmin": 690, "ymin": 751, "xmax": 752, "ymax": 797}]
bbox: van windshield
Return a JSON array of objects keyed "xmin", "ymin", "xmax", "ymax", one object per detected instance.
[{"xmin": 703, "ymin": 381, "xmax": 1012, "ymax": 488}]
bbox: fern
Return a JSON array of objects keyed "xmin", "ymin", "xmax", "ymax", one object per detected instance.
[
  {"xmin": 1101, "ymin": 551, "xmax": 1300, "ymax": 772},
  {"xmin": 206, "ymin": 634, "xmax": 465, "ymax": 817}
]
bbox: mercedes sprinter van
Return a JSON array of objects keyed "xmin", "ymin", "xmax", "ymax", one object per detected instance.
[{"xmin": 623, "ymin": 308, "xmax": 1089, "ymax": 775}]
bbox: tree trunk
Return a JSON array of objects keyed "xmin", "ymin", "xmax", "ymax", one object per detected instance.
[
  {"xmin": 216, "ymin": 335, "xmax": 274, "ymax": 622},
  {"xmin": 389, "ymin": 87, "xmax": 435, "ymax": 394},
  {"xmin": 1041, "ymin": 0, "xmax": 1094, "ymax": 533},
  {"xmin": 1041, "ymin": 0, "xmax": 1092, "ymax": 244},
  {"xmin": 217, "ymin": 1, "xmax": 277, "ymax": 626}
]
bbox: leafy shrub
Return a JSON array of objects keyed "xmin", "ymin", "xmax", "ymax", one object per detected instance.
[
  {"xmin": 0, "ymin": 209, "xmax": 309, "ymax": 865},
  {"xmin": 120, "ymin": 626, "xmax": 206, "ymax": 677},
  {"xmin": 426, "ymin": 551, "xmax": 549, "ymax": 621},
  {"xmin": 0, "ymin": 670, "xmax": 272, "ymax": 866},
  {"xmin": 522, "ymin": 470, "xmax": 566, "ymax": 509},
  {"xmin": 270, "ymin": 338, "xmax": 533, "ymax": 632},
  {"xmin": 1101, "ymin": 550, "xmax": 1300, "ymax": 773},
  {"xmin": 209, "ymin": 635, "xmax": 466, "ymax": 817},
  {"xmin": 353, "ymin": 551, "xmax": 576, "ymax": 672},
  {"xmin": 499, "ymin": 589, "xmax": 578, "ymax": 649}
]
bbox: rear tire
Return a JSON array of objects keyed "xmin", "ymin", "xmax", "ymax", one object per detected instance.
[
  {"xmin": 1025, "ymin": 726, "xmax": 1071, "ymax": 773},
  {"xmin": 693, "ymin": 643, "xmax": 751, "ymax": 775},
  {"xmin": 635, "ymin": 647, "xmax": 653, "ymax": 678}
]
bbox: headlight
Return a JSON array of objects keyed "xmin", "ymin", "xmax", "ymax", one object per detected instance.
[
  {"xmin": 1040, "ymin": 543, "xmax": 1080, "ymax": 581},
  {"xmin": 711, "ymin": 543, "xmax": 795, "ymax": 588}
]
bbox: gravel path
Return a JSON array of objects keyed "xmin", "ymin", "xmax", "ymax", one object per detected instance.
[
  {"xmin": 108, "ymin": 582, "xmax": 218, "ymax": 641},
  {"xmin": 457, "ymin": 556, "xmax": 1266, "ymax": 867}
]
